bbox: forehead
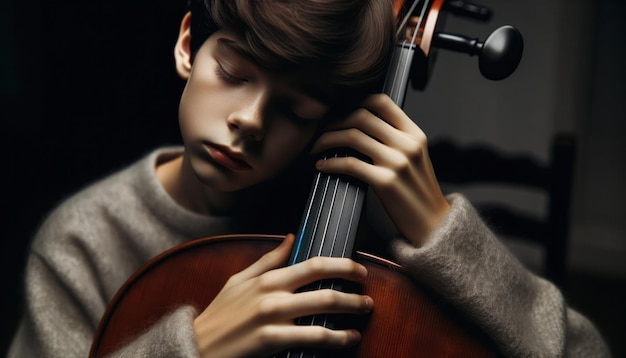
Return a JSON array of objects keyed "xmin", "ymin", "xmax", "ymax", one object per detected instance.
[{"xmin": 214, "ymin": 33, "xmax": 339, "ymax": 104}]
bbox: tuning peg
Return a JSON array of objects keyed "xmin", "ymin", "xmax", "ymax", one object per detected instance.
[
  {"xmin": 432, "ymin": 25, "xmax": 523, "ymax": 80},
  {"xmin": 444, "ymin": 0, "xmax": 492, "ymax": 22}
]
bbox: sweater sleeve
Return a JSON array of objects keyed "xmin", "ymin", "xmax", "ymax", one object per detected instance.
[
  {"xmin": 8, "ymin": 249, "xmax": 201, "ymax": 358},
  {"xmin": 391, "ymin": 193, "xmax": 611, "ymax": 358},
  {"xmin": 8, "ymin": 149, "xmax": 235, "ymax": 357},
  {"xmin": 104, "ymin": 307, "xmax": 200, "ymax": 358}
]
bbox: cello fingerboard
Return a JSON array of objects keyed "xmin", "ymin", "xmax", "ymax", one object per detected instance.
[
  {"xmin": 289, "ymin": 170, "xmax": 365, "ymax": 264},
  {"xmin": 282, "ymin": 170, "xmax": 364, "ymax": 358},
  {"xmin": 281, "ymin": 36, "xmax": 416, "ymax": 357}
]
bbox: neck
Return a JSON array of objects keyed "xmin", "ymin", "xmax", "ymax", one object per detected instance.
[
  {"xmin": 156, "ymin": 153, "xmax": 239, "ymax": 216},
  {"xmin": 156, "ymin": 150, "xmax": 313, "ymax": 233}
]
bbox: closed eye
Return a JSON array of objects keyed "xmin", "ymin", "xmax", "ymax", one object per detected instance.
[
  {"xmin": 273, "ymin": 100, "xmax": 318, "ymax": 127},
  {"xmin": 215, "ymin": 63, "xmax": 248, "ymax": 85}
]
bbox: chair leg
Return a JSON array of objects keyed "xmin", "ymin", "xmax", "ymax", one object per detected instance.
[{"xmin": 545, "ymin": 133, "xmax": 577, "ymax": 288}]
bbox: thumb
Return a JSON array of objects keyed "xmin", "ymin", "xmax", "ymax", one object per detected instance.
[{"xmin": 229, "ymin": 234, "xmax": 295, "ymax": 283}]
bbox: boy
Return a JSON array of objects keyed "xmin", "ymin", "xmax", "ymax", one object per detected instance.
[{"xmin": 9, "ymin": 0, "xmax": 610, "ymax": 357}]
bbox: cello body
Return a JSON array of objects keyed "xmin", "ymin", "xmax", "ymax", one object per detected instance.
[{"xmin": 91, "ymin": 235, "xmax": 497, "ymax": 357}]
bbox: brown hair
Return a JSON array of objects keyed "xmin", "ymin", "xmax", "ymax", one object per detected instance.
[{"xmin": 188, "ymin": 0, "xmax": 395, "ymax": 106}]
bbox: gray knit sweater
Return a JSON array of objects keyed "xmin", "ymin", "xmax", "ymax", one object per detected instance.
[{"xmin": 8, "ymin": 148, "xmax": 611, "ymax": 357}]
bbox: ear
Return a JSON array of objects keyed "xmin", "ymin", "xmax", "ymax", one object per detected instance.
[{"xmin": 174, "ymin": 12, "xmax": 193, "ymax": 80}]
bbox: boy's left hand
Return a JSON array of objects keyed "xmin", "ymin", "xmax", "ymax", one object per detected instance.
[{"xmin": 312, "ymin": 94, "xmax": 450, "ymax": 247}]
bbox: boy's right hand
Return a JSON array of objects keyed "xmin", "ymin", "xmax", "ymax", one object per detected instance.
[{"xmin": 192, "ymin": 234, "xmax": 373, "ymax": 358}]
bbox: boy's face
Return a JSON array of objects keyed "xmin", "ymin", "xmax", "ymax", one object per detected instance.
[{"xmin": 177, "ymin": 30, "xmax": 329, "ymax": 192}]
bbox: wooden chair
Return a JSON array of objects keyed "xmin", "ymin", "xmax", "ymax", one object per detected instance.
[{"xmin": 428, "ymin": 133, "xmax": 577, "ymax": 287}]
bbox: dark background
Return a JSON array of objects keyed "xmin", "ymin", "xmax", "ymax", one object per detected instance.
[
  {"xmin": 1, "ymin": 0, "xmax": 187, "ymax": 354},
  {"xmin": 2, "ymin": 0, "xmax": 625, "ymax": 356}
]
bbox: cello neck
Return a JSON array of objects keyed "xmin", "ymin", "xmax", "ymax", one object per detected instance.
[{"xmin": 288, "ymin": 42, "xmax": 414, "ymax": 265}]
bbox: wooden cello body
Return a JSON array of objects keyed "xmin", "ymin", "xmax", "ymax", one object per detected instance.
[
  {"xmin": 91, "ymin": 0, "xmax": 522, "ymax": 356},
  {"xmin": 91, "ymin": 235, "xmax": 496, "ymax": 357}
]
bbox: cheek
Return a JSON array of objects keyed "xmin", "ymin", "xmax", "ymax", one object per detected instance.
[
  {"xmin": 264, "ymin": 124, "xmax": 317, "ymax": 168},
  {"xmin": 178, "ymin": 74, "xmax": 224, "ymax": 143},
  {"xmin": 178, "ymin": 87, "xmax": 202, "ymax": 143}
]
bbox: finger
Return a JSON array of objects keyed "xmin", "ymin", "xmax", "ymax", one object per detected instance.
[
  {"xmin": 263, "ymin": 256, "xmax": 368, "ymax": 292},
  {"xmin": 317, "ymin": 99, "xmax": 425, "ymax": 155},
  {"xmin": 260, "ymin": 325, "xmax": 361, "ymax": 352},
  {"xmin": 313, "ymin": 128, "xmax": 405, "ymax": 166},
  {"xmin": 257, "ymin": 289, "xmax": 373, "ymax": 321},
  {"xmin": 362, "ymin": 94, "xmax": 420, "ymax": 134},
  {"xmin": 229, "ymin": 234, "xmax": 295, "ymax": 284},
  {"xmin": 322, "ymin": 107, "xmax": 395, "ymax": 142},
  {"xmin": 315, "ymin": 155, "xmax": 395, "ymax": 189}
]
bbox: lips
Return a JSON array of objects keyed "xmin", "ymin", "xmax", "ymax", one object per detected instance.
[{"xmin": 203, "ymin": 142, "xmax": 253, "ymax": 171}]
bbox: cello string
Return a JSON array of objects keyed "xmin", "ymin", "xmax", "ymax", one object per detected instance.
[
  {"xmin": 328, "ymin": 172, "xmax": 351, "ymax": 257},
  {"xmin": 294, "ymin": 152, "xmax": 339, "ymax": 347},
  {"xmin": 398, "ymin": 1, "xmax": 427, "ymax": 102},
  {"xmin": 322, "ymin": 164, "xmax": 352, "ymax": 330},
  {"xmin": 303, "ymin": 158, "xmax": 333, "ymax": 260},
  {"xmin": 316, "ymin": 156, "xmax": 342, "ymax": 258},
  {"xmin": 323, "ymin": 176, "xmax": 363, "ymax": 331},
  {"xmin": 293, "ymin": 157, "xmax": 331, "ymax": 334},
  {"xmin": 412, "ymin": 0, "xmax": 428, "ymax": 44},
  {"xmin": 290, "ymin": 170, "xmax": 323, "ymax": 265},
  {"xmin": 387, "ymin": 0, "xmax": 425, "ymax": 102},
  {"xmin": 396, "ymin": 0, "xmax": 420, "ymax": 39},
  {"xmin": 341, "ymin": 185, "xmax": 361, "ymax": 258},
  {"xmin": 307, "ymin": 154, "xmax": 342, "ymax": 336},
  {"xmin": 307, "ymin": 152, "xmax": 340, "ymax": 262},
  {"xmin": 322, "ymin": 182, "xmax": 362, "ymax": 333}
]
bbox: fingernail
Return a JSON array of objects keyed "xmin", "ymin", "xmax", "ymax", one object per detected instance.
[
  {"xmin": 281, "ymin": 234, "xmax": 294, "ymax": 246},
  {"xmin": 351, "ymin": 330, "xmax": 362, "ymax": 343},
  {"xmin": 364, "ymin": 296, "xmax": 374, "ymax": 312},
  {"xmin": 358, "ymin": 265, "xmax": 368, "ymax": 278}
]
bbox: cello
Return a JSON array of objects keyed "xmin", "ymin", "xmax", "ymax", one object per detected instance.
[{"xmin": 90, "ymin": 0, "xmax": 523, "ymax": 356}]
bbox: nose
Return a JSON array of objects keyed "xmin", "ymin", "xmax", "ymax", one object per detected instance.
[{"xmin": 227, "ymin": 89, "xmax": 267, "ymax": 141}]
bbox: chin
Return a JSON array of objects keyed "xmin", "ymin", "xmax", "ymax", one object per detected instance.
[{"xmin": 190, "ymin": 164, "xmax": 259, "ymax": 193}]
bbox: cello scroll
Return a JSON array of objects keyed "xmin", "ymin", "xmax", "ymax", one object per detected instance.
[{"xmin": 394, "ymin": 0, "xmax": 523, "ymax": 90}]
